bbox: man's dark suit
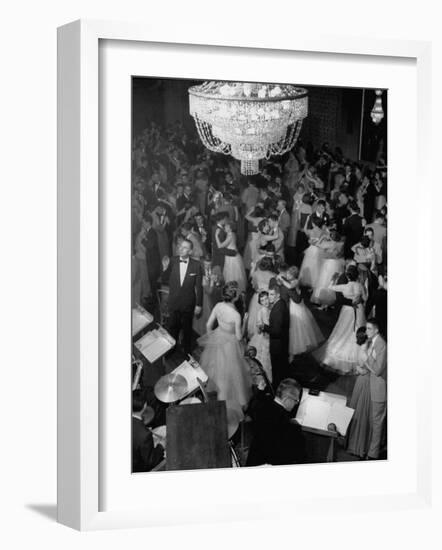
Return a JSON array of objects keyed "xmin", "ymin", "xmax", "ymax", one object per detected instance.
[
  {"xmin": 246, "ymin": 396, "xmax": 306, "ymax": 466},
  {"xmin": 211, "ymin": 224, "xmax": 236, "ymax": 269},
  {"xmin": 263, "ymin": 298, "xmax": 290, "ymax": 388},
  {"xmin": 132, "ymin": 417, "xmax": 164, "ymax": 472},
  {"xmin": 343, "ymin": 213, "xmax": 364, "ymax": 258},
  {"xmin": 163, "ymin": 256, "xmax": 203, "ymax": 354}
]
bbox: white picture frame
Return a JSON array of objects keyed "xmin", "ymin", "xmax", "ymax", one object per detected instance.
[{"xmin": 57, "ymin": 19, "xmax": 432, "ymax": 531}]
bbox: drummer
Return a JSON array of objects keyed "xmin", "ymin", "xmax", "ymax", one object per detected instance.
[{"xmin": 132, "ymin": 389, "xmax": 165, "ymax": 472}]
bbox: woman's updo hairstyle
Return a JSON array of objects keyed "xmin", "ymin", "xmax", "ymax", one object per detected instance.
[
  {"xmin": 257, "ymin": 219, "xmax": 268, "ymax": 233},
  {"xmin": 257, "ymin": 256, "xmax": 275, "ymax": 273},
  {"xmin": 356, "ymin": 326, "xmax": 368, "ymax": 346},
  {"xmin": 360, "ymin": 235, "xmax": 371, "ymax": 248},
  {"xmin": 346, "ymin": 265, "xmax": 359, "ymax": 281},
  {"xmin": 330, "ymin": 230, "xmax": 341, "ymax": 242},
  {"xmin": 287, "ymin": 265, "xmax": 299, "ymax": 280},
  {"xmin": 222, "ymin": 283, "xmax": 237, "ymax": 302},
  {"xmin": 253, "ymin": 206, "xmax": 265, "ymax": 218}
]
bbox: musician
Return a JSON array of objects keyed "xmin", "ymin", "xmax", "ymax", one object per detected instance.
[
  {"xmin": 132, "ymin": 390, "xmax": 164, "ymax": 472},
  {"xmin": 246, "ymin": 378, "xmax": 306, "ymax": 466}
]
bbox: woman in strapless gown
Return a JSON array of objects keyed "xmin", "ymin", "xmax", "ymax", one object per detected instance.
[
  {"xmin": 287, "ymin": 185, "xmax": 306, "ymax": 248},
  {"xmin": 346, "ymin": 327, "xmax": 372, "ymax": 458},
  {"xmin": 216, "ymin": 223, "xmax": 247, "ymax": 293},
  {"xmin": 247, "ymin": 256, "xmax": 275, "ymax": 338},
  {"xmin": 311, "ymin": 234, "xmax": 345, "ymax": 306},
  {"xmin": 248, "ymin": 291, "xmax": 272, "ymax": 383},
  {"xmin": 276, "ymin": 266, "xmax": 324, "ymax": 357},
  {"xmin": 243, "ymin": 206, "xmax": 265, "ymax": 270},
  {"xmin": 198, "ymin": 286, "xmax": 253, "ymax": 423},
  {"xmin": 313, "ymin": 267, "xmax": 367, "ymax": 374},
  {"xmin": 299, "ymin": 220, "xmax": 328, "ymax": 289}
]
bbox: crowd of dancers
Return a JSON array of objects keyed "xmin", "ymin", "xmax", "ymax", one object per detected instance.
[{"xmin": 132, "ymin": 120, "xmax": 388, "ymax": 464}]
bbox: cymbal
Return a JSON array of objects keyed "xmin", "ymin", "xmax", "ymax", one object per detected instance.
[{"xmin": 154, "ymin": 373, "xmax": 188, "ymax": 403}]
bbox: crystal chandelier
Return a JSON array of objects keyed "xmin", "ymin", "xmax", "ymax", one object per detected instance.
[
  {"xmin": 189, "ymin": 81, "xmax": 308, "ymax": 175},
  {"xmin": 370, "ymin": 89, "xmax": 384, "ymax": 125}
]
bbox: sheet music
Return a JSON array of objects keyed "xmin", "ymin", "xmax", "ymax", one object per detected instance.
[
  {"xmin": 132, "ymin": 305, "xmax": 153, "ymax": 336},
  {"xmin": 327, "ymin": 403, "xmax": 354, "ymax": 436},
  {"xmin": 134, "ymin": 328, "xmax": 175, "ymax": 362},
  {"xmin": 301, "ymin": 399, "xmax": 330, "ymax": 430},
  {"xmin": 295, "ymin": 389, "xmax": 354, "ymax": 436},
  {"xmin": 173, "ymin": 360, "xmax": 208, "ymax": 392}
]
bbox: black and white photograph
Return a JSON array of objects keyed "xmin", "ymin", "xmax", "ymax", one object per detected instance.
[{"xmin": 131, "ymin": 77, "xmax": 388, "ymax": 473}]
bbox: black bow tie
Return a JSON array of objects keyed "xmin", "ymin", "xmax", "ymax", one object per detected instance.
[{"xmin": 180, "ymin": 259, "xmax": 188, "ymax": 263}]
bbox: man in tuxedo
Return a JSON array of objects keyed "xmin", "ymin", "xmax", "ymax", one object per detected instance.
[
  {"xmin": 304, "ymin": 199, "xmax": 330, "ymax": 231},
  {"xmin": 211, "ymin": 212, "xmax": 237, "ymax": 269},
  {"xmin": 364, "ymin": 318, "xmax": 387, "ymax": 460},
  {"xmin": 162, "ymin": 238, "xmax": 203, "ymax": 355},
  {"xmin": 262, "ymin": 286, "xmax": 290, "ymax": 388},
  {"xmin": 132, "ymin": 390, "xmax": 164, "ymax": 472},
  {"xmin": 343, "ymin": 200, "xmax": 364, "ymax": 258},
  {"xmin": 246, "ymin": 378, "xmax": 306, "ymax": 466}
]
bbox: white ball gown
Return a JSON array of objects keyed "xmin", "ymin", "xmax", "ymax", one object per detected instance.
[
  {"xmin": 223, "ymin": 249, "xmax": 247, "ymax": 294},
  {"xmin": 311, "ymin": 241, "xmax": 345, "ymax": 305},
  {"xmin": 248, "ymin": 306, "xmax": 272, "ymax": 382},
  {"xmin": 299, "ymin": 230, "xmax": 327, "ymax": 288},
  {"xmin": 198, "ymin": 304, "xmax": 252, "ymax": 422},
  {"xmin": 243, "ymin": 229, "xmax": 260, "ymax": 270},
  {"xmin": 288, "ymin": 296, "xmax": 324, "ymax": 355},
  {"xmin": 313, "ymin": 281, "xmax": 366, "ymax": 373},
  {"xmin": 247, "ymin": 269, "xmax": 274, "ymax": 338}
]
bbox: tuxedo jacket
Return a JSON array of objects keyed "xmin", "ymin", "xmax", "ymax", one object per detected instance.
[
  {"xmin": 367, "ymin": 335, "xmax": 387, "ymax": 402},
  {"xmin": 164, "ymin": 256, "xmax": 203, "ymax": 313},
  {"xmin": 132, "ymin": 417, "xmax": 164, "ymax": 472},
  {"xmin": 246, "ymin": 396, "xmax": 306, "ymax": 466},
  {"xmin": 264, "ymin": 299, "xmax": 290, "ymax": 353},
  {"xmin": 343, "ymin": 213, "xmax": 364, "ymax": 254}
]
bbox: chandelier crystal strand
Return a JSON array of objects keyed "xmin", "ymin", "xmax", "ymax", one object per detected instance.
[{"xmin": 189, "ymin": 82, "xmax": 308, "ymax": 174}]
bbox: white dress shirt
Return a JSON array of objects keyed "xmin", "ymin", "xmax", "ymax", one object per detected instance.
[{"xmin": 179, "ymin": 257, "xmax": 189, "ymax": 285}]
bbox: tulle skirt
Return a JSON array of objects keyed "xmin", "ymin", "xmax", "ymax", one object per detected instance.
[
  {"xmin": 223, "ymin": 253, "xmax": 247, "ymax": 293},
  {"xmin": 248, "ymin": 332, "xmax": 272, "ymax": 382},
  {"xmin": 192, "ymin": 290, "xmax": 212, "ymax": 336},
  {"xmin": 198, "ymin": 328, "xmax": 253, "ymax": 421},
  {"xmin": 299, "ymin": 245, "xmax": 324, "ymax": 288},
  {"xmin": 313, "ymin": 305, "xmax": 366, "ymax": 373},
  {"xmin": 247, "ymin": 292, "xmax": 260, "ymax": 338},
  {"xmin": 346, "ymin": 373, "xmax": 372, "ymax": 458},
  {"xmin": 289, "ymin": 299, "xmax": 324, "ymax": 355},
  {"xmin": 243, "ymin": 232, "xmax": 260, "ymax": 270},
  {"xmin": 311, "ymin": 258, "xmax": 345, "ymax": 305}
]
